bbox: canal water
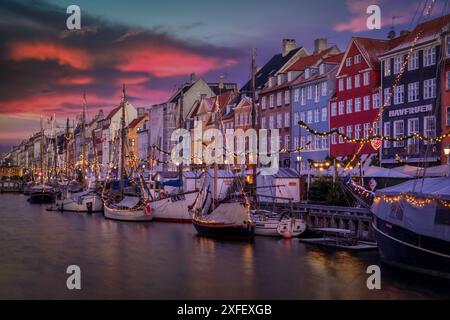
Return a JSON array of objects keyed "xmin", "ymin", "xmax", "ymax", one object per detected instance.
[{"xmin": 0, "ymin": 193, "xmax": 449, "ymax": 300}]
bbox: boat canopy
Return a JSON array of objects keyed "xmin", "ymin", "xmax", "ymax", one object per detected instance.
[
  {"xmin": 364, "ymin": 166, "xmax": 412, "ymax": 178},
  {"xmin": 116, "ymin": 196, "xmax": 140, "ymax": 209},
  {"xmin": 376, "ymin": 177, "xmax": 450, "ymax": 200},
  {"xmin": 203, "ymin": 202, "xmax": 250, "ymax": 224}
]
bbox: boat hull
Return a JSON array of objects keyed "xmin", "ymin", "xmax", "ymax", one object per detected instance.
[
  {"xmin": 373, "ymin": 218, "xmax": 450, "ymax": 279},
  {"xmin": 150, "ymin": 192, "xmax": 196, "ymax": 223},
  {"xmin": 192, "ymin": 220, "xmax": 254, "ymax": 240},
  {"xmin": 104, "ymin": 206, "xmax": 152, "ymax": 222},
  {"xmin": 53, "ymin": 194, "xmax": 103, "ymax": 212},
  {"xmin": 29, "ymin": 192, "xmax": 55, "ymax": 204}
]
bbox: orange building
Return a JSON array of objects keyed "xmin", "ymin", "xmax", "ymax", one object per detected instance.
[{"xmin": 127, "ymin": 115, "xmax": 149, "ymax": 167}]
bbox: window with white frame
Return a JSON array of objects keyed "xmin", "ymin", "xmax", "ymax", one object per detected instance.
[
  {"xmin": 331, "ymin": 130, "xmax": 337, "ymax": 145},
  {"xmin": 346, "ymin": 77, "xmax": 352, "ymax": 90},
  {"xmin": 338, "ymin": 127, "xmax": 344, "ymax": 143},
  {"xmin": 384, "ymin": 122, "xmax": 391, "ymax": 148},
  {"xmin": 307, "ymin": 86, "xmax": 312, "ymax": 100},
  {"xmin": 315, "ymin": 136, "xmax": 321, "ymax": 150},
  {"xmin": 331, "ymin": 102, "xmax": 337, "ymax": 116},
  {"xmin": 423, "ymin": 47, "xmax": 436, "ymax": 67},
  {"xmin": 277, "ymin": 92, "xmax": 282, "ymax": 106},
  {"xmin": 261, "ymin": 96, "xmax": 266, "ymax": 110},
  {"xmin": 314, "ymin": 109, "xmax": 319, "ymax": 123},
  {"xmin": 306, "ymin": 135, "xmax": 312, "ymax": 150},
  {"xmin": 347, "ymin": 126, "xmax": 353, "ymax": 139},
  {"xmin": 277, "ymin": 114, "xmax": 282, "ymax": 128},
  {"xmin": 322, "ymin": 136, "xmax": 328, "ymax": 149},
  {"xmin": 321, "ymin": 107, "xmax": 327, "ymax": 122},
  {"xmin": 346, "ymin": 99, "xmax": 353, "ymax": 114},
  {"xmin": 364, "ymin": 123, "xmax": 370, "ymax": 139},
  {"xmin": 301, "ymin": 88, "xmax": 306, "ymax": 105},
  {"xmin": 408, "ymin": 51, "xmax": 419, "ymax": 71},
  {"xmin": 355, "ymin": 97, "xmax": 361, "ymax": 112},
  {"xmin": 261, "ymin": 117, "xmax": 266, "ymax": 129},
  {"xmin": 373, "ymin": 121, "xmax": 380, "ymax": 136},
  {"xmin": 384, "ymin": 88, "xmax": 391, "ymax": 106},
  {"xmin": 355, "ymin": 54, "xmax": 361, "ymax": 64},
  {"xmin": 384, "ymin": 59, "xmax": 391, "ymax": 76},
  {"xmin": 364, "ymin": 96, "xmax": 370, "ymax": 110},
  {"xmin": 294, "ymin": 89, "xmax": 300, "ymax": 102},
  {"xmin": 424, "ymin": 78, "xmax": 436, "ymax": 99},
  {"xmin": 355, "ymin": 74, "xmax": 361, "ymax": 88},
  {"xmin": 307, "ymin": 110, "xmax": 313, "ymax": 124},
  {"xmin": 294, "ymin": 112, "xmax": 299, "ymax": 126},
  {"xmin": 339, "ymin": 79, "xmax": 344, "ymax": 92},
  {"xmin": 355, "ymin": 124, "xmax": 361, "ymax": 139},
  {"xmin": 408, "ymin": 82, "xmax": 420, "ymax": 102},
  {"xmin": 394, "ymin": 56, "xmax": 403, "ymax": 74},
  {"xmin": 315, "ymin": 85, "xmax": 320, "ymax": 102},
  {"xmin": 305, "ymin": 68, "xmax": 310, "ymax": 79},
  {"xmin": 285, "ymin": 112, "xmax": 290, "ymax": 128},
  {"xmin": 300, "ymin": 112, "xmax": 305, "ymax": 122},
  {"xmin": 284, "ymin": 91, "xmax": 290, "ymax": 104},
  {"xmin": 346, "ymin": 57, "xmax": 352, "ymax": 67},
  {"xmin": 285, "ymin": 135, "xmax": 290, "ymax": 150},
  {"xmin": 393, "ymin": 120, "xmax": 404, "ymax": 147},
  {"xmin": 321, "ymin": 82, "xmax": 327, "ymax": 96},
  {"xmin": 373, "ymin": 93, "xmax": 380, "ymax": 109},
  {"xmin": 394, "ymin": 85, "xmax": 404, "ymax": 105},
  {"xmin": 293, "ymin": 136, "xmax": 299, "ymax": 149},
  {"xmin": 269, "ymin": 115, "xmax": 274, "ymax": 129},
  {"xmin": 363, "ymin": 72, "xmax": 370, "ymax": 86},
  {"xmin": 424, "ymin": 116, "xmax": 436, "ymax": 142},
  {"xmin": 320, "ymin": 64, "xmax": 325, "ymax": 75},
  {"xmin": 300, "ymin": 136, "xmax": 306, "ymax": 149},
  {"xmin": 269, "ymin": 94, "xmax": 274, "ymax": 108},
  {"xmin": 338, "ymin": 101, "xmax": 345, "ymax": 115}
]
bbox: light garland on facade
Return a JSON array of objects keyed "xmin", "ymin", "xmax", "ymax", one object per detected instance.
[{"xmin": 376, "ymin": 193, "xmax": 450, "ymax": 208}]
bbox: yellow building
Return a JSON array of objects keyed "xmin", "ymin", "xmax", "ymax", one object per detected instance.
[{"xmin": 127, "ymin": 115, "xmax": 149, "ymax": 167}]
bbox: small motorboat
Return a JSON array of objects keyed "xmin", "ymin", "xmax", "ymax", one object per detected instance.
[
  {"xmin": 104, "ymin": 195, "xmax": 152, "ymax": 222},
  {"xmin": 252, "ymin": 210, "xmax": 306, "ymax": 238}
]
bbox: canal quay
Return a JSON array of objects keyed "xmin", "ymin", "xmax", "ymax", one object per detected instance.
[{"xmin": 1, "ymin": 193, "xmax": 449, "ymax": 300}]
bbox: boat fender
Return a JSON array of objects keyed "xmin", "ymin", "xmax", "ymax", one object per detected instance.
[
  {"xmin": 159, "ymin": 192, "xmax": 166, "ymax": 200},
  {"xmin": 145, "ymin": 201, "xmax": 152, "ymax": 216}
]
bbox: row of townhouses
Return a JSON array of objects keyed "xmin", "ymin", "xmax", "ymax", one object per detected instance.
[{"xmin": 3, "ymin": 15, "xmax": 450, "ymax": 177}]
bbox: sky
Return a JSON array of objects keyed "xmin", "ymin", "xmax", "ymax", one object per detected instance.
[{"xmin": 0, "ymin": 0, "xmax": 447, "ymax": 152}]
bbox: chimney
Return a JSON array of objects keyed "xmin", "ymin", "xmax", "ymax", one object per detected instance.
[
  {"xmin": 282, "ymin": 39, "xmax": 296, "ymax": 57},
  {"xmin": 190, "ymin": 73, "xmax": 197, "ymax": 83},
  {"xmin": 387, "ymin": 29, "xmax": 396, "ymax": 40},
  {"xmin": 137, "ymin": 107, "xmax": 145, "ymax": 117},
  {"xmin": 314, "ymin": 38, "xmax": 328, "ymax": 54},
  {"xmin": 400, "ymin": 30, "xmax": 409, "ymax": 36}
]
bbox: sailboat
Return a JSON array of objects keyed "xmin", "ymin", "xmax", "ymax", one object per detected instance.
[
  {"xmin": 29, "ymin": 118, "xmax": 56, "ymax": 204},
  {"xmin": 103, "ymin": 86, "xmax": 152, "ymax": 222},
  {"xmin": 49, "ymin": 93, "xmax": 103, "ymax": 213}
]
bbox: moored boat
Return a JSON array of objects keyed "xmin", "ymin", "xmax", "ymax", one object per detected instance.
[
  {"xmin": 28, "ymin": 184, "xmax": 56, "ymax": 204},
  {"xmin": 252, "ymin": 209, "xmax": 306, "ymax": 238}
]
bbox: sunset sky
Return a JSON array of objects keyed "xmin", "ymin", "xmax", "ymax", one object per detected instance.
[{"xmin": 0, "ymin": 0, "xmax": 445, "ymax": 152}]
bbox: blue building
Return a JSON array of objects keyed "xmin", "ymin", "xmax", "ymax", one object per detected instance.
[{"xmin": 290, "ymin": 53, "xmax": 343, "ymax": 173}]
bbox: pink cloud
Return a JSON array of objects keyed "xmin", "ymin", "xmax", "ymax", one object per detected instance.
[
  {"xmin": 115, "ymin": 76, "xmax": 150, "ymax": 86},
  {"xmin": 58, "ymin": 76, "xmax": 95, "ymax": 85}
]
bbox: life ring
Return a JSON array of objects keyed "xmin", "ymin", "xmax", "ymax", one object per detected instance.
[{"xmin": 159, "ymin": 192, "xmax": 166, "ymax": 199}]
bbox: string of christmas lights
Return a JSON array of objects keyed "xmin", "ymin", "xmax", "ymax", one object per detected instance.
[{"xmin": 376, "ymin": 193, "xmax": 450, "ymax": 208}]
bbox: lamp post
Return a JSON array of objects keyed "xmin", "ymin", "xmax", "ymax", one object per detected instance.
[{"xmin": 444, "ymin": 146, "xmax": 450, "ymax": 165}]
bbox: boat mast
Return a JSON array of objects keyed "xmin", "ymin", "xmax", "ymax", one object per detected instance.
[
  {"xmin": 82, "ymin": 92, "xmax": 87, "ymax": 188},
  {"xmin": 65, "ymin": 117, "xmax": 70, "ymax": 179},
  {"xmin": 119, "ymin": 84, "xmax": 127, "ymax": 194},
  {"xmin": 40, "ymin": 117, "xmax": 44, "ymax": 185},
  {"xmin": 251, "ymin": 48, "xmax": 257, "ymax": 203},
  {"xmin": 52, "ymin": 114, "xmax": 57, "ymax": 182},
  {"xmin": 178, "ymin": 90, "xmax": 184, "ymax": 190}
]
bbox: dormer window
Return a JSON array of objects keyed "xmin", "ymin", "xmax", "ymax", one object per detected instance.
[
  {"xmin": 305, "ymin": 68, "xmax": 310, "ymax": 79},
  {"xmin": 277, "ymin": 74, "xmax": 284, "ymax": 86},
  {"xmin": 268, "ymin": 77, "xmax": 275, "ymax": 88},
  {"xmin": 319, "ymin": 64, "xmax": 325, "ymax": 75}
]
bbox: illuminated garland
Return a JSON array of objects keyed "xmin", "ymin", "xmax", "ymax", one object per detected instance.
[{"xmin": 376, "ymin": 194, "xmax": 450, "ymax": 208}]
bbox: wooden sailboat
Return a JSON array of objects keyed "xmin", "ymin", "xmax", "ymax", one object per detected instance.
[{"xmin": 103, "ymin": 85, "xmax": 152, "ymax": 221}]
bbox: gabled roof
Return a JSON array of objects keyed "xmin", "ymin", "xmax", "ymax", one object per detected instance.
[
  {"xmin": 106, "ymin": 105, "xmax": 121, "ymax": 120},
  {"xmin": 241, "ymin": 46, "xmax": 305, "ymax": 92},
  {"xmin": 128, "ymin": 116, "xmax": 146, "ymax": 129}
]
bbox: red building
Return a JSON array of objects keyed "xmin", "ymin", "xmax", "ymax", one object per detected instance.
[{"xmin": 329, "ymin": 37, "xmax": 401, "ymax": 161}]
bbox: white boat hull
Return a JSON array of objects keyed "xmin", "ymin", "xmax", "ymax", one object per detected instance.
[
  {"xmin": 150, "ymin": 192, "xmax": 197, "ymax": 222},
  {"xmin": 254, "ymin": 217, "xmax": 306, "ymax": 238},
  {"xmin": 54, "ymin": 194, "xmax": 103, "ymax": 212},
  {"xmin": 104, "ymin": 206, "xmax": 152, "ymax": 221}
]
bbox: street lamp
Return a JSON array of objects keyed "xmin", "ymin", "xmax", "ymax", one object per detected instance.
[{"xmin": 444, "ymin": 146, "xmax": 450, "ymax": 165}]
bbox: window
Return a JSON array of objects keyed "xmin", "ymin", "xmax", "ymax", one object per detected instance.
[
  {"xmin": 394, "ymin": 85, "xmax": 404, "ymax": 105},
  {"xmin": 300, "ymin": 112, "xmax": 305, "ymax": 122},
  {"xmin": 320, "ymin": 64, "xmax": 325, "ymax": 75},
  {"xmin": 373, "ymin": 121, "xmax": 380, "ymax": 136},
  {"xmin": 277, "ymin": 92, "xmax": 282, "ymax": 106},
  {"xmin": 305, "ymin": 68, "xmax": 310, "ymax": 79},
  {"xmin": 346, "ymin": 57, "xmax": 352, "ymax": 67},
  {"xmin": 407, "ymin": 118, "xmax": 420, "ymax": 154},
  {"xmin": 364, "ymin": 123, "xmax": 370, "ymax": 139},
  {"xmin": 306, "ymin": 135, "xmax": 312, "ymax": 150},
  {"xmin": 261, "ymin": 96, "xmax": 266, "ymax": 110},
  {"xmin": 373, "ymin": 94, "xmax": 380, "ymax": 109},
  {"xmin": 423, "ymin": 47, "xmax": 436, "ymax": 67},
  {"xmin": 384, "ymin": 122, "xmax": 391, "ymax": 148},
  {"xmin": 363, "ymin": 72, "xmax": 370, "ymax": 86},
  {"xmin": 338, "ymin": 101, "xmax": 345, "ymax": 115},
  {"xmin": 307, "ymin": 86, "xmax": 313, "ymax": 100},
  {"xmin": 408, "ymin": 51, "xmax": 419, "ymax": 71},
  {"xmin": 293, "ymin": 137, "xmax": 299, "ymax": 150},
  {"xmin": 331, "ymin": 129, "xmax": 337, "ymax": 145},
  {"xmin": 384, "ymin": 88, "xmax": 391, "ymax": 106},
  {"xmin": 384, "ymin": 59, "xmax": 391, "ymax": 76},
  {"xmin": 355, "ymin": 74, "xmax": 361, "ymax": 88},
  {"xmin": 315, "ymin": 136, "xmax": 321, "ymax": 150},
  {"xmin": 393, "ymin": 120, "xmax": 405, "ymax": 147},
  {"xmin": 448, "ymin": 106, "xmax": 450, "ymax": 126},
  {"xmin": 355, "ymin": 54, "xmax": 361, "ymax": 64},
  {"xmin": 294, "ymin": 112, "xmax": 299, "ymax": 126},
  {"xmin": 294, "ymin": 89, "xmax": 300, "ymax": 102},
  {"xmin": 346, "ymin": 99, "xmax": 353, "ymax": 114},
  {"xmin": 346, "ymin": 77, "xmax": 352, "ymax": 90},
  {"xmin": 355, "ymin": 97, "xmax": 361, "ymax": 112},
  {"xmin": 269, "ymin": 115, "xmax": 274, "ymax": 129},
  {"xmin": 394, "ymin": 56, "xmax": 403, "ymax": 74},
  {"xmin": 284, "ymin": 91, "xmax": 290, "ymax": 104},
  {"xmin": 315, "ymin": 85, "xmax": 320, "ymax": 102},
  {"xmin": 447, "ymin": 37, "xmax": 450, "ymax": 56},
  {"xmin": 277, "ymin": 114, "xmax": 282, "ymax": 128},
  {"xmin": 301, "ymin": 88, "xmax": 306, "ymax": 105},
  {"xmin": 261, "ymin": 117, "xmax": 266, "ymax": 129},
  {"xmin": 339, "ymin": 79, "xmax": 344, "ymax": 92},
  {"xmin": 355, "ymin": 124, "xmax": 361, "ymax": 139},
  {"xmin": 347, "ymin": 126, "xmax": 353, "ymax": 139},
  {"xmin": 364, "ymin": 96, "xmax": 370, "ymax": 111},
  {"xmin": 424, "ymin": 116, "xmax": 436, "ymax": 142},
  {"xmin": 307, "ymin": 111, "xmax": 313, "ymax": 124},
  {"xmin": 447, "ymin": 71, "xmax": 450, "ymax": 90},
  {"xmin": 284, "ymin": 135, "xmax": 290, "ymax": 149},
  {"xmin": 269, "ymin": 94, "xmax": 274, "ymax": 108},
  {"xmin": 284, "ymin": 112, "xmax": 290, "ymax": 128},
  {"xmin": 424, "ymin": 79, "xmax": 436, "ymax": 99},
  {"xmin": 331, "ymin": 102, "xmax": 337, "ymax": 117},
  {"xmin": 322, "ymin": 136, "xmax": 328, "ymax": 149},
  {"xmin": 314, "ymin": 109, "xmax": 320, "ymax": 123},
  {"xmin": 408, "ymin": 82, "xmax": 420, "ymax": 102},
  {"xmin": 321, "ymin": 82, "xmax": 327, "ymax": 96},
  {"xmin": 338, "ymin": 127, "xmax": 345, "ymax": 143},
  {"xmin": 321, "ymin": 107, "xmax": 327, "ymax": 122}
]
